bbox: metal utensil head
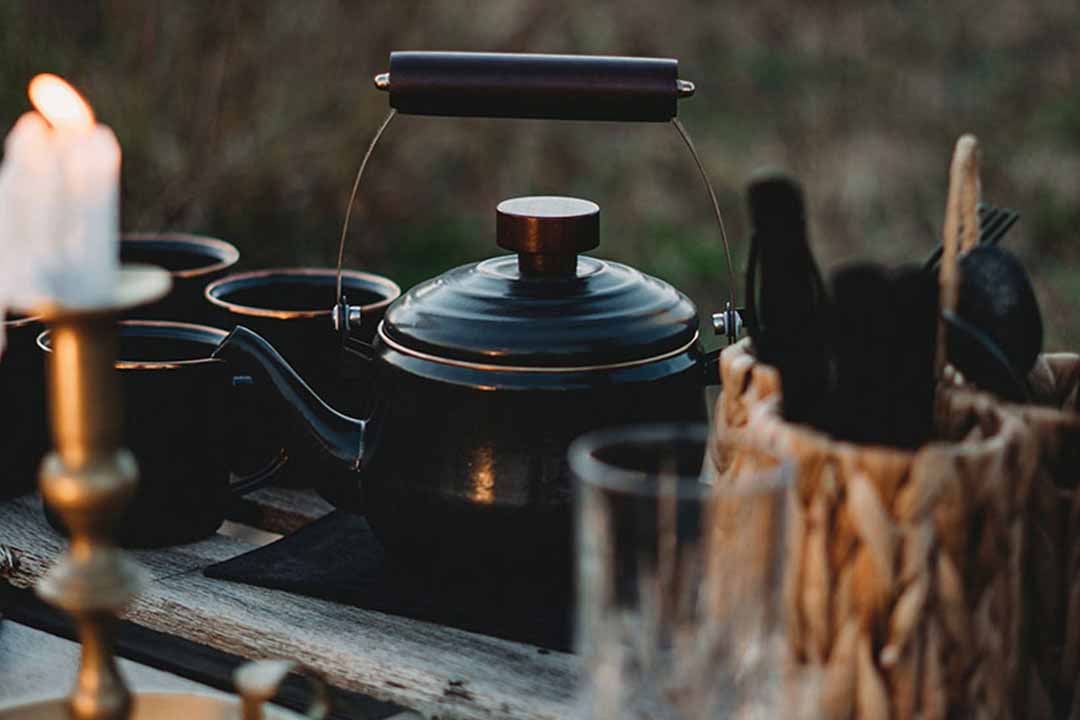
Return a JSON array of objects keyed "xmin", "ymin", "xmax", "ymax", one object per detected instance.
[
  {"xmin": 943, "ymin": 310, "xmax": 1031, "ymax": 403},
  {"xmin": 957, "ymin": 245, "xmax": 1043, "ymax": 379}
]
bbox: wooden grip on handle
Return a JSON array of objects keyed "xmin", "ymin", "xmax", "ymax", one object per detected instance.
[
  {"xmin": 936, "ymin": 134, "xmax": 982, "ymax": 377},
  {"xmin": 378, "ymin": 51, "xmax": 691, "ymax": 122}
]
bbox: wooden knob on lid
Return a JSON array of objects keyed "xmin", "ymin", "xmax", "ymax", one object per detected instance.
[{"xmin": 497, "ymin": 196, "xmax": 599, "ymax": 277}]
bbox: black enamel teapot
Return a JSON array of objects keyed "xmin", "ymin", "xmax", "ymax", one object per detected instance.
[{"xmin": 213, "ymin": 52, "xmax": 729, "ymax": 581}]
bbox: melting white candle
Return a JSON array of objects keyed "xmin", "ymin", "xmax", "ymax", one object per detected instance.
[{"xmin": 0, "ymin": 74, "xmax": 120, "ymax": 353}]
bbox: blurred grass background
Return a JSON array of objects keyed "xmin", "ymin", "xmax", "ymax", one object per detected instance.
[{"xmin": 2, "ymin": 1, "xmax": 1078, "ymax": 349}]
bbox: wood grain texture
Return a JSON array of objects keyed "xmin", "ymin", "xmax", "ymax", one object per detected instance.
[
  {"xmin": 0, "ymin": 493, "xmax": 579, "ymax": 720},
  {"xmin": 0, "ymin": 494, "xmax": 251, "ymax": 582}
]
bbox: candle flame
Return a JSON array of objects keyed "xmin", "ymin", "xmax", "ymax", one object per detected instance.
[{"xmin": 28, "ymin": 74, "xmax": 95, "ymax": 130}]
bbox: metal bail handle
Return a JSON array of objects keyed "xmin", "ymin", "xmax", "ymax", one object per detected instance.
[{"xmin": 375, "ymin": 51, "xmax": 694, "ymax": 122}]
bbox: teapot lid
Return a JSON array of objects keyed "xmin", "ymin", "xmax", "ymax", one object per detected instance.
[{"xmin": 379, "ymin": 196, "xmax": 699, "ymax": 369}]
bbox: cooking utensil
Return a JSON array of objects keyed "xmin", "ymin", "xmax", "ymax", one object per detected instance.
[
  {"xmin": 886, "ymin": 263, "xmax": 939, "ymax": 446},
  {"xmin": 741, "ymin": 174, "xmax": 936, "ymax": 446},
  {"xmin": 980, "ymin": 205, "xmax": 1020, "ymax": 247},
  {"xmin": 818, "ymin": 262, "xmax": 938, "ymax": 448},
  {"xmin": 921, "ymin": 203, "xmax": 1019, "ymax": 272},
  {"xmin": 828, "ymin": 262, "xmax": 895, "ymax": 443},
  {"xmin": 956, "ymin": 244, "xmax": 1044, "ymax": 381},
  {"xmin": 935, "ymin": 134, "xmax": 982, "ymax": 376},
  {"xmin": 120, "ymin": 233, "xmax": 240, "ymax": 323},
  {"xmin": 744, "ymin": 174, "xmax": 829, "ymax": 424},
  {"xmin": 37, "ymin": 321, "xmax": 283, "ymax": 547},
  {"xmin": 943, "ymin": 310, "xmax": 1031, "ymax": 403}
]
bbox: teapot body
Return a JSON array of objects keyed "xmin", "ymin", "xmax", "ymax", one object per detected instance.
[
  {"xmin": 318, "ymin": 331, "xmax": 709, "ymax": 581},
  {"xmin": 212, "ymin": 196, "xmax": 717, "ymax": 584}
]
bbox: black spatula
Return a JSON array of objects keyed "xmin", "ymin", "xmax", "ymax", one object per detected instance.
[{"xmin": 745, "ymin": 174, "xmax": 831, "ymax": 425}]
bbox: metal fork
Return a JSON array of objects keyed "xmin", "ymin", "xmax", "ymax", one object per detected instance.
[{"xmin": 921, "ymin": 202, "xmax": 1020, "ymax": 272}]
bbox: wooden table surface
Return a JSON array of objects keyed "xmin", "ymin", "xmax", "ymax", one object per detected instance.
[{"xmin": 0, "ymin": 489, "xmax": 577, "ymax": 720}]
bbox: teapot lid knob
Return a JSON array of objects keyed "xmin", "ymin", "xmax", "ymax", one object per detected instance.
[{"xmin": 497, "ymin": 196, "xmax": 599, "ymax": 277}]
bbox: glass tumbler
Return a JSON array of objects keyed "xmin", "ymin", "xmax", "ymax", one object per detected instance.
[{"xmin": 571, "ymin": 423, "xmax": 813, "ymax": 720}]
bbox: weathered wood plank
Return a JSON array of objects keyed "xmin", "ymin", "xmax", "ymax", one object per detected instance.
[
  {"xmin": 130, "ymin": 574, "xmax": 578, "ymax": 720},
  {"xmin": 1, "ymin": 494, "xmax": 252, "ymax": 583},
  {"xmin": 0, "ymin": 495, "xmax": 579, "ymax": 720}
]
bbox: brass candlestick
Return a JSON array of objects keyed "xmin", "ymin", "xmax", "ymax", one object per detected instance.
[
  {"xmin": 33, "ymin": 265, "xmax": 170, "ymax": 720},
  {"xmin": 2, "ymin": 265, "xmax": 331, "ymax": 720}
]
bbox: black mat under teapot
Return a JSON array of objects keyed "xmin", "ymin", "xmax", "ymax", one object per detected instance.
[{"xmin": 204, "ymin": 511, "xmax": 573, "ymax": 652}]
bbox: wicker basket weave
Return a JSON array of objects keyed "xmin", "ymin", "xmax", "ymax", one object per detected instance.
[
  {"xmin": 712, "ymin": 340, "xmax": 1038, "ymax": 719},
  {"xmin": 708, "ymin": 136, "xmax": 1043, "ymax": 719},
  {"xmin": 983, "ymin": 353, "xmax": 1080, "ymax": 719}
]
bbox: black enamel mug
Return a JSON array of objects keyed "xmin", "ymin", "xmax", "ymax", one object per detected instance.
[
  {"xmin": 0, "ymin": 313, "xmax": 47, "ymax": 501},
  {"xmin": 204, "ymin": 268, "xmax": 401, "ymax": 486},
  {"xmin": 37, "ymin": 320, "xmax": 283, "ymax": 547},
  {"xmin": 120, "ymin": 233, "xmax": 240, "ymax": 323}
]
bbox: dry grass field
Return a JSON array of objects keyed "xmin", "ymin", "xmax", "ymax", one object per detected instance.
[{"xmin": 2, "ymin": 1, "xmax": 1078, "ymax": 348}]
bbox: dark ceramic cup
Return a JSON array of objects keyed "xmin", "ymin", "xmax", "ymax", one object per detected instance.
[
  {"xmin": 204, "ymin": 268, "xmax": 401, "ymax": 487},
  {"xmin": 0, "ymin": 313, "xmax": 47, "ymax": 501},
  {"xmin": 120, "ymin": 233, "xmax": 240, "ymax": 323},
  {"xmin": 37, "ymin": 320, "xmax": 283, "ymax": 547}
]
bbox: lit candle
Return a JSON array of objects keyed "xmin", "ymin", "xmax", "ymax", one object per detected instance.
[{"xmin": 0, "ymin": 74, "xmax": 120, "ymax": 353}]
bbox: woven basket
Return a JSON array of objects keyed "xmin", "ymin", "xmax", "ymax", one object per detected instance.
[
  {"xmin": 709, "ymin": 137, "xmax": 1041, "ymax": 719},
  {"xmin": 980, "ymin": 352, "xmax": 1080, "ymax": 719},
  {"xmin": 712, "ymin": 340, "xmax": 1037, "ymax": 719},
  {"xmin": 1026, "ymin": 354, "xmax": 1080, "ymax": 720}
]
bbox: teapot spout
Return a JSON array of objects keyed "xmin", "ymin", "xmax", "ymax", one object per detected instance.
[{"xmin": 213, "ymin": 326, "xmax": 366, "ymax": 471}]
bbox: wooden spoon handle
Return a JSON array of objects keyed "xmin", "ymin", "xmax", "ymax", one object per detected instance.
[{"xmin": 936, "ymin": 134, "xmax": 981, "ymax": 377}]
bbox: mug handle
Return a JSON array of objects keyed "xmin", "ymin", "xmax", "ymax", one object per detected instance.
[
  {"xmin": 234, "ymin": 659, "xmax": 331, "ymax": 720},
  {"xmin": 228, "ymin": 447, "xmax": 288, "ymax": 496},
  {"xmin": 225, "ymin": 373, "xmax": 288, "ymax": 496}
]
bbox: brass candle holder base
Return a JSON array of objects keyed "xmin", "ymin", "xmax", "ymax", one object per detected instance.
[
  {"xmin": 2, "ymin": 266, "xmax": 330, "ymax": 720},
  {"xmin": 31, "ymin": 266, "xmax": 171, "ymax": 720},
  {"xmin": 36, "ymin": 450, "xmax": 145, "ymax": 720}
]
